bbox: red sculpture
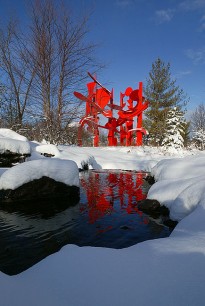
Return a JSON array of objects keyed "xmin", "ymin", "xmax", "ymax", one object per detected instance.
[{"xmin": 74, "ymin": 72, "xmax": 149, "ymax": 146}]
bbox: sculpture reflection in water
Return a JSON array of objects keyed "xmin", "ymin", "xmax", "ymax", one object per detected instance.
[
  {"xmin": 79, "ymin": 170, "xmax": 171, "ymax": 241},
  {"xmin": 80, "ymin": 171, "xmax": 147, "ymax": 225},
  {"xmin": 0, "ymin": 171, "xmax": 171, "ymax": 276}
]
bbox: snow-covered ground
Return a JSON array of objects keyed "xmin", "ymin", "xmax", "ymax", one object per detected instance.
[{"xmin": 0, "ymin": 130, "xmax": 205, "ymax": 306}]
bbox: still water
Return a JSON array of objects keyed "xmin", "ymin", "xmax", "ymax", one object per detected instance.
[{"xmin": 0, "ymin": 170, "xmax": 171, "ymax": 275}]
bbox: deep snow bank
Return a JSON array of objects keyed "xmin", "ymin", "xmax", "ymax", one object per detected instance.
[
  {"xmin": 148, "ymin": 152, "xmax": 205, "ymax": 221},
  {"xmin": 0, "ymin": 134, "xmax": 204, "ymax": 305}
]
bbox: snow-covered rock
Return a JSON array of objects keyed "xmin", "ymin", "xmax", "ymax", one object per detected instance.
[
  {"xmin": 147, "ymin": 152, "xmax": 205, "ymax": 221},
  {"xmin": 0, "ymin": 129, "xmax": 31, "ymax": 166},
  {"xmin": 0, "ymin": 138, "xmax": 30, "ymax": 155},
  {"xmin": 0, "ymin": 139, "xmax": 30, "ymax": 167},
  {"xmin": 0, "ymin": 159, "xmax": 79, "ymax": 190},
  {"xmin": 35, "ymin": 144, "xmax": 61, "ymax": 157},
  {"xmin": 0, "ymin": 128, "xmax": 28, "ymax": 141}
]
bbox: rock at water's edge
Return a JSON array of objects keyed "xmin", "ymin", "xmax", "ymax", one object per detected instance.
[
  {"xmin": 144, "ymin": 175, "xmax": 155, "ymax": 185},
  {"xmin": 0, "ymin": 176, "xmax": 80, "ymax": 203},
  {"xmin": 0, "ymin": 151, "xmax": 30, "ymax": 167},
  {"xmin": 138, "ymin": 199, "xmax": 162, "ymax": 213},
  {"xmin": 138, "ymin": 199, "xmax": 177, "ymax": 229}
]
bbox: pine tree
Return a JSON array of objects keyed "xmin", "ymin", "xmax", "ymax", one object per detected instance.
[
  {"xmin": 162, "ymin": 107, "xmax": 185, "ymax": 150},
  {"xmin": 182, "ymin": 120, "xmax": 190, "ymax": 147},
  {"xmin": 144, "ymin": 58, "xmax": 188, "ymax": 146},
  {"xmin": 191, "ymin": 104, "xmax": 205, "ymax": 150},
  {"xmin": 191, "ymin": 103, "xmax": 205, "ymax": 131},
  {"xmin": 193, "ymin": 129, "xmax": 205, "ymax": 150}
]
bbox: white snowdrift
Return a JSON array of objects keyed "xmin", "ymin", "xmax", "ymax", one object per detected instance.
[
  {"xmin": 0, "ymin": 128, "xmax": 28, "ymax": 141},
  {"xmin": 0, "ymin": 138, "xmax": 31, "ymax": 155},
  {"xmin": 148, "ymin": 153, "xmax": 205, "ymax": 221},
  {"xmin": 151, "ymin": 153, "xmax": 205, "ymax": 181},
  {"xmin": 58, "ymin": 145, "xmax": 176, "ymax": 171},
  {"xmin": 0, "ymin": 128, "xmax": 30, "ymax": 155},
  {"xmin": 0, "ymin": 159, "xmax": 79, "ymax": 190},
  {"xmin": 35, "ymin": 144, "xmax": 61, "ymax": 157}
]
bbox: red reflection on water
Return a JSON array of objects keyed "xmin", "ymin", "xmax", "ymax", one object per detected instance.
[{"xmin": 80, "ymin": 171, "xmax": 148, "ymax": 224}]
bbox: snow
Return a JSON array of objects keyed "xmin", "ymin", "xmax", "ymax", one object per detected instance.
[
  {"xmin": 0, "ymin": 128, "xmax": 28, "ymax": 141},
  {"xmin": 0, "ymin": 128, "xmax": 30, "ymax": 155},
  {"xmin": 147, "ymin": 153, "xmax": 205, "ymax": 221},
  {"xmin": 34, "ymin": 143, "xmax": 61, "ymax": 157},
  {"xmin": 57, "ymin": 145, "xmax": 188, "ymax": 171},
  {"xmin": 1, "ymin": 130, "xmax": 205, "ymax": 305},
  {"xmin": 0, "ymin": 138, "xmax": 31, "ymax": 155},
  {"xmin": 0, "ymin": 159, "xmax": 79, "ymax": 190}
]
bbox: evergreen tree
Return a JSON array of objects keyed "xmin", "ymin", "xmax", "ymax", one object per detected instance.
[
  {"xmin": 191, "ymin": 104, "xmax": 205, "ymax": 150},
  {"xmin": 193, "ymin": 129, "xmax": 205, "ymax": 150},
  {"xmin": 144, "ymin": 58, "xmax": 188, "ymax": 146},
  {"xmin": 191, "ymin": 103, "xmax": 205, "ymax": 131},
  {"xmin": 162, "ymin": 107, "xmax": 185, "ymax": 150},
  {"xmin": 182, "ymin": 120, "xmax": 190, "ymax": 147}
]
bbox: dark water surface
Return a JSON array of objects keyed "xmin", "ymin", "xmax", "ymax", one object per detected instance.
[{"xmin": 0, "ymin": 170, "xmax": 171, "ymax": 275}]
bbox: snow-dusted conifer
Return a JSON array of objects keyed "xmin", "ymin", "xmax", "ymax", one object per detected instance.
[
  {"xmin": 162, "ymin": 107, "xmax": 185, "ymax": 150},
  {"xmin": 144, "ymin": 58, "xmax": 188, "ymax": 146},
  {"xmin": 191, "ymin": 104, "xmax": 205, "ymax": 150},
  {"xmin": 193, "ymin": 129, "xmax": 205, "ymax": 150}
]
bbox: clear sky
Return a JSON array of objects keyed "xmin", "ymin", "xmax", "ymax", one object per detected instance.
[{"xmin": 0, "ymin": 0, "xmax": 205, "ymax": 113}]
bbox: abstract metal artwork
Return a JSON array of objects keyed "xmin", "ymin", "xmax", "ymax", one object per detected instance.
[{"xmin": 74, "ymin": 72, "xmax": 149, "ymax": 146}]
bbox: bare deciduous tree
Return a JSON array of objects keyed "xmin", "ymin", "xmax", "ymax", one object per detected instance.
[
  {"xmin": 0, "ymin": 0, "xmax": 102, "ymax": 143},
  {"xmin": 27, "ymin": 0, "xmax": 99, "ymax": 142},
  {"xmin": 0, "ymin": 20, "xmax": 36, "ymax": 128}
]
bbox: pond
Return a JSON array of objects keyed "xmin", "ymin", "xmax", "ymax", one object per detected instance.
[{"xmin": 0, "ymin": 170, "xmax": 172, "ymax": 276}]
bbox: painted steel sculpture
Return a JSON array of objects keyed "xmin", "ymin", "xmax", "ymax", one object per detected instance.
[{"xmin": 74, "ymin": 72, "xmax": 149, "ymax": 146}]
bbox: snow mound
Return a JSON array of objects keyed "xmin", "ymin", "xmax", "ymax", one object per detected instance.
[
  {"xmin": 57, "ymin": 145, "xmax": 97, "ymax": 170},
  {"xmin": 170, "ymin": 180, "xmax": 205, "ymax": 220},
  {"xmin": 0, "ymin": 138, "xmax": 31, "ymax": 155},
  {"xmin": 148, "ymin": 153, "xmax": 205, "ymax": 221},
  {"xmin": 0, "ymin": 128, "xmax": 28, "ymax": 141},
  {"xmin": 0, "ymin": 129, "xmax": 30, "ymax": 155},
  {"xmin": 35, "ymin": 144, "xmax": 61, "ymax": 157},
  {"xmin": 0, "ymin": 159, "xmax": 79, "ymax": 190},
  {"xmin": 151, "ymin": 153, "xmax": 205, "ymax": 181},
  {"xmin": 147, "ymin": 176, "xmax": 205, "ymax": 220}
]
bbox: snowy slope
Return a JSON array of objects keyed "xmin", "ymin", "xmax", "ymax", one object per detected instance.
[{"xmin": 0, "ymin": 130, "xmax": 205, "ymax": 306}]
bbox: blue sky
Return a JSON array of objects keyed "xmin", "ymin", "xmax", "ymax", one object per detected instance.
[
  {"xmin": 0, "ymin": 0, "xmax": 205, "ymax": 113},
  {"xmin": 70, "ymin": 0, "xmax": 205, "ymax": 113}
]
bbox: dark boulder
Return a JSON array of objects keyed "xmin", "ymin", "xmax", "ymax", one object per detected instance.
[
  {"xmin": 138, "ymin": 199, "xmax": 178, "ymax": 230},
  {"xmin": 138, "ymin": 199, "xmax": 169, "ymax": 217},
  {"xmin": 144, "ymin": 175, "xmax": 155, "ymax": 185},
  {"xmin": 163, "ymin": 219, "xmax": 178, "ymax": 229},
  {"xmin": 41, "ymin": 152, "xmax": 54, "ymax": 158},
  {"xmin": 138, "ymin": 199, "xmax": 161, "ymax": 212},
  {"xmin": 0, "ymin": 176, "xmax": 80, "ymax": 211},
  {"xmin": 0, "ymin": 150, "xmax": 30, "ymax": 167}
]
